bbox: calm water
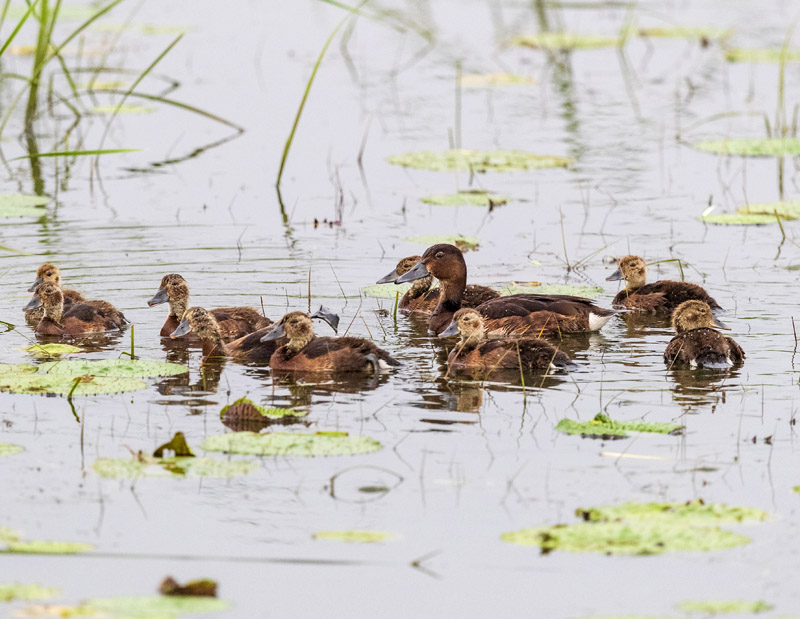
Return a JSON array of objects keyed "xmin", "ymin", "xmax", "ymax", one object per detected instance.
[{"xmin": 1, "ymin": 0, "xmax": 800, "ymax": 616}]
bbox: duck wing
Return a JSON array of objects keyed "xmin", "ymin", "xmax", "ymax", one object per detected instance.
[{"xmin": 477, "ymin": 294, "xmax": 612, "ymax": 319}]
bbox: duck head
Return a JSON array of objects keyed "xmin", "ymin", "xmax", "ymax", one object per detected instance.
[
  {"xmin": 607, "ymin": 255, "xmax": 647, "ymax": 289},
  {"xmin": 439, "ymin": 308, "xmax": 486, "ymax": 344},
  {"xmin": 28, "ymin": 263, "xmax": 63, "ymax": 292},
  {"xmin": 170, "ymin": 306, "xmax": 221, "ymax": 341},
  {"xmin": 395, "ymin": 244, "xmax": 466, "ymax": 284},
  {"xmin": 26, "ymin": 282, "xmax": 63, "ymax": 322},
  {"xmin": 672, "ymin": 300, "xmax": 729, "ymax": 333},
  {"xmin": 376, "ymin": 255, "xmax": 434, "ymax": 295},
  {"xmin": 149, "ymin": 274, "xmax": 189, "ymax": 318},
  {"xmin": 260, "ymin": 306, "xmax": 339, "ymax": 349}
]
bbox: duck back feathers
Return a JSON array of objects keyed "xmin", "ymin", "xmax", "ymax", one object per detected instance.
[
  {"xmin": 664, "ymin": 327, "xmax": 745, "ymax": 368},
  {"xmin": 614, "ymin": 281, "xmax": 721, "ymax": 313},
  {"xmin": 271, "ymin": 336, "xmax": 401, "ymax": 372}
]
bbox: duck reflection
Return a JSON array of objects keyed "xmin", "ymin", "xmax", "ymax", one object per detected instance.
[
  {"xmin": 153, "ymin": 353, "xmax": 225, "ymax": 397},
  {"xmin": 667, "ymin": 367, "xmax": 742, "ymax": 412},
  {"xmin": 265, "ymin": 369, "xmax": 391, "ymax": 408}
]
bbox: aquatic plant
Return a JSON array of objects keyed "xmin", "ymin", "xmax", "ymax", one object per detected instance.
[
  {"xmin": 389, "ymin": 149, "xmax": 571, "ymax": 172},
  {"xmin": 556, "ymin": 413, "xmax": 683, "ymax": 439},
  {"xmin": 676, "ymin": 600, "xmax": 773, "ymax": 614},
  {"xmin": 201, "ymin": 431, "xmax": 382, "ymax": 457},
  {"xmin": 0, "ymin": 583, "xmax": 59, "ymax": 603},
  {"xmin": 421, "ymin": 190, "xmax": 509, "ymax": 207},
  {"xmin": 313, "ymin": 530, "xmax": 395, "ymax": 543}
]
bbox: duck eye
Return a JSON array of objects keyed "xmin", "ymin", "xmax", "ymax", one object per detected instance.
[{"xmin": 435, "ymin": 251, "xmax": 444, "ymax": 259}]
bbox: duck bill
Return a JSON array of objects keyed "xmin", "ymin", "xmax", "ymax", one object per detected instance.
[
  {"xmin": 311, "ymin": 305, "xmax": 340, "ymax": 333},
  {"xmin": 605, "ymin": 268, "xmax": 623, "ymax": 282},
  {"xmin": 27, "ymin": 277, "xmax": 43, "ymax": 293},
  {"xmin": 375, "ymin": 268, "xmax": 400, "ymax": 285},
  {"xmin": 24, "ymin": 296, "xmax": 42, "ymax": 310},
  {"xmin": 169, "ymin": 320, "xmax": 192, "ymax": 338},
  {"xmin": 260, "ymin": 323, "xmax": 286, "ymax": 342},
  {"xmin": 395, "ymin": 260, "xmax": 429, "ymax": 284},
  {"xmin": 438, "ymin": 321, "xmax": 460, "ymax": 338},
  {"xmin": 711, "ymin": 317, "xmax": 731, "ymax": 330},
  {"xmin": 147, "ymin": 287, "xmax": 169, "ymax": 307}
]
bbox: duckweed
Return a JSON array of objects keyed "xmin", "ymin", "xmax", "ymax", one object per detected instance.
[
  {"xmin": 313, "ymin": 530, "xmax": 395, "ymax": 543},
  {"xmin": 0, "ymin": 444, "xmax": 23, "ymax": 457},
  {"xmin": 556, "ymin": 413, "xmax": 683, "ymax": 439},
  {"xmin": 201, "ymin": 431, "xmax": 383, "ymax": 457},
  {"xmin": 388, "ymin": 149, "xmax": 571, "ymax": 173},
  {"xmin": 460, "ymin": 73, "xmax": 534, "ymax": 87},
  {"xmin": 0, "ymin": 193, "xmax": 49, "ymax": 218},
  {"xmin": 421, "ymin": 190, "xmax": 509, "ymax": 207},
  {"xmin": 0, "ymin": 583, "xmax": 59, "ymax": 603},
  {"xmin": 693, "ymin": 137, "xmax": 800, "ymax": 156},
  {"xmin": 93, "ymin": 456, "xmax": 258, "ymax": 479},
  {"xmin": 676, "ymin": 600, "xmax": 773, "ymax": 614},
  {"xmin": 511, "ymin": 32, "xmax": 621, "ymax": 50}
]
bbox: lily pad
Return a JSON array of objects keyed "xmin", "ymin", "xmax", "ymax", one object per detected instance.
[
  {"xmin": 737, "ymin": 199, "xmax": 800, "ymax": 219},
  {"xmin": 0, "ymin": 444, "xmax": 23, "ymax": 457},
  {"xmin": 637, "ymin": 26, "xmax": 731, "ymax": 39},
  {"xmin": 700, "ymin": 212, "xmax": 779, "ymax": 225},
  {"xmin": 0, "ymin": 193, "xmax": 49, "ymax": 218},
  {"xmin": 313, "ymin": 530, "xmax": 395, "ymax": 543},
  {"xmin": 4, "ymin": 540, "xmax": 92, "ymax": 554},
  {"xmin": 511, "ymin": 32, "xmax": 621, "ymax": 50},
  {"xmin": 405, "ymin": 234, "xmax": 480, "ymax": 250},
  {"xmin": 556, "ymin": 413, "xmax": 683, "ymax": 439},
  {"xmin": 0, "ymin": 374, "xmax": 147, "ymax": 396},
  {"xmin": 576, "ymin": 500, "xmax": 769, "ymax": 524},
  {"xmin": 201, "ymin": 431, "xmax": 382, "ymax": 457},
  {"xmin": 388, "ymin": 149, "xmax": 571, "ymax": 173},
  {"xmin": 693, "ymin": 137, "xmax": 800, "ymax": 156},
  {"xmin": 421, "ymin": 190, "xmax": 509, "ymax": 207},
  {"xmin": 220, "ymin": 397, "xmax": 307, "ymax": 421},
  {"xmin": 85, "ymin": 595, "xmax": 229, "ymax": 617},
  {"xmin": 0, "ymin": 583, "xmax": 59, "ymax": 603},
  {"xmin": 676, "ymin": 600, "xmax": 773, "ymax": 614},
  {"xmin": 460, "ymin": 73, "xmax": 535, "ymax": 87},
  {"xmin": 37, "ymin": 359, "xmax": 188, "ymax": 378},
  {"xmin": 93, "ymin": 456, "xmax": 258, "ymax": 479},
  {"xmin": 91, "ymin": 104, "xmax": 154, "ymax": 115},
  {"xmin": 499, "ymin": 283, "xmax": 603, "ymax": 298},
  {"xmin": 362, "ymin": 282, "xmax": 412, "ymax": 299},
  {"xmin": 21, "ymin": 343, "xmax": 83, "ymax": 357},
  {"xmin": 725, "ymin": 48, "xmax": 800, "ymax": 63}
]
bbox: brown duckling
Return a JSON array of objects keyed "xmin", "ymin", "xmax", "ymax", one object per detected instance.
[
  {"xmin": 607, "ymin": 255, "xmax": 722, "ymax": 313},
  {"xmin": 664, "ymin": 300, "xmax": 744, "ymax": 369},
  {"xmin": 262, "ymin": 308, "xmax": 400, "ymax": 372},
  {"xmin": 24, "ymin": 263, "xmax": 85, "ymax": 324},
  {"xmin": 396, "ymin": 244, "xmax": 617, "ymax": 336},
  {"xmin": 439, "ymin": 308, "xmax": 573, "ymax": 372},
  {"xmin": 148, "ymin": 274, "xmax": 271, "ymax": 340},
  {"xmin": 25, "ymin": 283, "xmax": 127, "ymax": 336},
  {"xmin": 376, "ymin": 255, "xmax": 500, "ymax": 314},
  {"xmin": 170, "ymin": 307, "xmax": 281, "ymax": 363}
]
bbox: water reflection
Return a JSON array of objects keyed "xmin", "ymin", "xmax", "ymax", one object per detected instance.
[{"xmin": 667, "ymin": 367, "xmax": 741, "ymax": 413}]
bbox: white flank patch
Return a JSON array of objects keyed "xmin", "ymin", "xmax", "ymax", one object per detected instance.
[{"xmin": 588, "ymin": 312, "xmax": 614, "ymax": 331}]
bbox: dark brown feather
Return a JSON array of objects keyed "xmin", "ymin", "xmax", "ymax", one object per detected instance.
[
  {"xmin": 448, "ymin": 337, "xmax": 571, "ymax": 371},
  {"xmin": 270, "ymin": 336, "xmax": 400, "ymax": 372},
  {"xmin": 664, "ymin": 327, "xmax": 745, "ymax": 368},
  {"xmin": 614, "ymin": 281, "xmax": 721, "ymax": 313}
]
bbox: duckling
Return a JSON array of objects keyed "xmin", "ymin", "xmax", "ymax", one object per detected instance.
[
  {"xmin": 395, "ymin": 244, "xmax": 617, "ymax": 336},
  {"xmin": 25, "ymin": 283, "xmax": 127, "ymax": 336},
  {"xmin": 439, "ymin": 308, "xmax": 572, "ymax": 372},
  {"xmin": 262, "ymin": 308, "xmax": 400, "ymax": 372},
  {"xmin": 607, "ymin": 255, "xmax": 721, "ymax": 313},
  {"xmin": 24, "ymin": 263, "xmax": 85, "ymax": 324},
  {"xmin": 664, "ymin": 300, "xmax": 744, "ymax": 369},
  {"xmin": 376, "ymin": 255, "xmax": 500, "ymax": 314},
  {"xmin": 148, "ymin": 274, "xmax": 271, "ymax": 340},
  {"xmin": 170, "ymin": 307, "xmax": 281, "ymax": 363}
]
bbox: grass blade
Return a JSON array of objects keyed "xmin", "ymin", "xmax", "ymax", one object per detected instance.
[
  {"xmin": 12, "ymin": 148, "xmax": 141, "ymax": 160},
  {"xmin": 0, "ymin": 0, "xmax": 40, "ymax": 57}
]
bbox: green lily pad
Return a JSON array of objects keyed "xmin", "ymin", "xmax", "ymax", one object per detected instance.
[
  {"xmin": 501, "ymin": 521, "xmax": 750, "ymax": 554},
  {"xmin": 460, "ymin": 73, "xmax": 535, "ymax": 87},
  {"xmin": 85, "ymin": 595, "xmax": 228, "ymax": 617},
  {"xmin": 499, "ymin": 284, "xmax": 604, "ymax": 298},
  {"xmin": 0, "ymin": 583, "xmax": 59, "ymax": 602},
  {"xmin": 313, "ymin": 530, "xmax": 395, "ymax": 543},
  {"xmin": 737, "ymin": 199, "xmax": 800, "ymax": 219},
  {"xmin": 220, "ymin": 397, "xmax": 307, "ymax": 421},
  {"xmin": 637, "ymin": 26, "xmax": 731, "ymax": 39},
  {"xmin": 4, "ymin": 540, "xmax": 92, "ymax": 554},
  {"xmin": 388, "ymin": 149, "xmax": 571, "ymax": 173},
  {"xmin": 405, "ymin": 234, "xmax": 480, "ymax": 250},
  {"xmin": 694, "ymin": 137, "xmax": 800, "ymax": 156},
  {"xmin": 21, "ymin": 343, "xmax": 83, "ymax": 357},
  {"xmin": 725, "ymin": 48, "xmax": 800, "ymax": 63},
  {"xmin": 93, "ymin": 456, "xmax": 258, "ymax": 479},
  {"xmin": 0, "ymin": 444, "xmax": 23, "ymax": 457},
  {"xmin": 700, "ymin": 212, "xmax": 780, "ymax": 225},
  {"xmin": 421, "ymin": 190, "xmax": 509, "ymax": 207},
  {"xmin": 91, "ymin": 104, "xmax": 154, "ymax": 115},
  {"xmin": 0, "ymin": 363, "xmax": 36, "ymax": 375},
  {"xmin": 0, "ymin": 193, "xmax": 49, "ymax": 218},
  {"xmin": 0, "ymin": 374, "xmax": 147, "ymax": 396},
  {"xmin": 676, "ymin": 600, "xmax": 773, "ymax": 614},
  {"xmin": 511, "ymin": 32, "xmax": 621, "ymax": 50},
  {"xmin": 362, "ymin": 282, "xmax": 412, "ymax": 299},
  {"xmin": 576, "ymin": 500, "xmax": 769, "ymax": 524},
  {"xmin": 37, "ymin": 359, "xmax": 188, "ymax": 378},
  {"xmin": 201, "ymin": 431, "xmax": 382, "ymax": 457},
  {"xmin": 556, "ymin": 413, "xmax": 683, "ymax": 439}
]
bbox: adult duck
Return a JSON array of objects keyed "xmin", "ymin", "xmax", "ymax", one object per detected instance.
[
  {"xmin": 607, "ymin": 255, "xmax": 721, "ymax": 313},
  {"xmin": 396, "ymin": 244, "xmax": 616, "ymax": 336},
  {"xmin": 664, "ymin": 300, "xmax": 744, "ymax": 369}
]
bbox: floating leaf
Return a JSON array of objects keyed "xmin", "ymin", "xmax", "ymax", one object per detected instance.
[
  {"xmin": 637, "ymin": 26, "xmax": 730, "ymax": 39},
  {"xmin": 501, "ymin": 521, "xmax": 750, "ymax": 554},
  {"xmin": 421, "ymin": 190, "xmax": 509, "ymax": 207},
  {"xmin": 0, "ymin": 363, "xmax": 36, "ymax": 375},
  {"xmin": 91, "ymin": 104, "xmax": 154, "ymax": 115},
  {"xmin": 159, "ymin": 577, "xmax": 217, "ymax": 598},
  {"xmin": 313, "ymin": 530, "xmax": 395, "ymax": 543},
  {"xmin": 37, "ymin": 359, "xmax": 188, "ymax": 379},
  {"xmin": 725, "ymin": 48, "xmax": 800, "ymax": 63},
  {"xmin": 85, "ymin": 595, "xmax": 229, "ymax": 616},
  {"xmin": 0, "ymin": 193, "xmax": 49, "ymax": 218},
  {"xmin": 0, "ymin": 374, "xmax": 146, "ymax": 396},
  {"xmin": 460, "ymin": 73, "xmax": 535, "ymax": 87},
  {"xmin": 556, "ymin": 413, "xmax": 683, "ymax": 439},
  {"xmin": 153, "ymin": 432, "xmax": 194, "ymax": 458},
  {"xmin": 0, "ymin": 583, "xmax": 59, "ymax": 603},
  {"xmin": 700, "ymin": 212, "xmax": 779, "ymax": 225},
  {"xmin": 737, "ymin": 199, "xmax": 800, "ymax": 219},
  {"xmin": 4, "ymin": 540, "xmax": 92, "ymax": 554},
  {"xmin": 499, "ymin": 283, "xmax": 604, "ymax": 298},
  {"xmin": 201, "ymin": 431, "xmax": 382, "ymax": 457},
  {"xmin": 576, "ymin": 500, "xmax": 769, "ymax": 524},
  {"xmin": 677, "ymin": 600, "xmax": 773, "ymax": 614},
  {"xmin": 21, "ymin": 343, "xmax": 82, "ymax": 357},
  {"xmin": 13, "ymin": 604, "xmax": 95, "ymax": 617},
  {"xmin": 220, "ymin": 397, "xmax": 307, "ymax": 421},
  {"xmin": 693, "ymin": 138, "xmax": 800, "ymax": 156},
  {"xmin": 93, "ymin": 456, "xmax": 257, "ymax": 479},
  {"xmin": 511, "ymin": 32, "xmax": 621, "ymax": 50},
  {"xmin": 0, "ymin": 444, "xmax": 23, "ymax": 457},
  {"xmin": 405, "ymin": 234, "xmax": 480, "ymax": 250},
  {"xmin": 362, "ymin": 282, "xmax": 412, "ymax": 299},
  {"xmin": 388, "ymin": 149, "xmax": 571, "ymax": 173}
]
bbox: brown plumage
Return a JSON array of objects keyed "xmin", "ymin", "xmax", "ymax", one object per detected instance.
[
  {"xmin": 607, "ymin": 255, "xmax": 722, "ymax": 313},
  {"xmin": 395, "ymin": 244, "xmax": 616, "ymax": 336},
  {"xmin": 148, "ymin": 274, "xmax": 271, "ymax": 341},
  {"xmin": 664, "ymin": 300, "xmax": 744, "ymax": 368},
  {"xmin": 24, "ymin": 263, "xmax": 85, "ymax": 324},
  {"xmin": 376, "ymin": 255, "xmax": 500, "ymax": 314},
  {"xmin": 169, "ymin": 307, "xmax": 281, "ymax": 363},
  {"xmin": 264, "ymin": 311, "xmax": 400, "ymax": 373},
  {"xmin": 26, "ymin": 283, "xmax": 127, "ymax": 336},
  {"xmin": 441, "ymin": 308, "xmax": 572, "ymax": 372}
]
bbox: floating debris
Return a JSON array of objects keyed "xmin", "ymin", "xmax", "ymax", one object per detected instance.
[
  {"xmin": 637, "ymin": 26, "xmax": 731, "ymax": 39},
  {"xmin": 512, "ymin": 32, "xmax": 621, "ymax": 50},
  {"xmin": 313, "ymin": 530, "xmax": 395, "ymax": 543},
  {"xmin": 389, "ymin": 149, "xmax": 571, "ymax": 173},
  {"xmin": 4, "ymin": 540, "xmax": 93, "ymax": 555},
  {"xmin": 0, "ymin": 444, "xmax": 23, "ymax": 457},
  {"xmin": 91, "ymin": 104, "xmax": 154, "ymax": 115},
  {"xmin": 460, "ymin": 73, "xmax": 535, "ymax": 87},
  {"xmin": 159, "ymin": 577, "xmax": 218, "ymax": 598},
  {"xmin": 725, "ymin": 48, "xmax": 800, "ymax": 62}
]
